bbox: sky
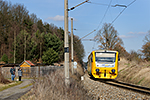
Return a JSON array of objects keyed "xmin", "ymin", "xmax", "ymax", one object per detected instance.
[{"xmin": 8, "ymin": 0, "xmax": 150, "ymax": 62}]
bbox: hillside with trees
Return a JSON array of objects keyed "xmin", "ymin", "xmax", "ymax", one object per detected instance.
[{"xmin": 0, "ymin": 0, "xmax": 85, "ymax": 65}]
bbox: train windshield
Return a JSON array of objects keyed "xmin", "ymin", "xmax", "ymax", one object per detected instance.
[{"xmin": 95, "ymin": 52, "xmax": 116, "ymax": 64}]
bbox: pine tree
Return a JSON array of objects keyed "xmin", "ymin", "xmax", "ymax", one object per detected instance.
[
  {"xmin": 42, "ymin": 48, "xmax": 59, "ymax": 64},
  {"xmin": 1, "ymin": 54, "xmax": 8, "ymax": 63},
  {"xmin": 44, "ymin": 33, "xmax": 63, "ymax": 61}
]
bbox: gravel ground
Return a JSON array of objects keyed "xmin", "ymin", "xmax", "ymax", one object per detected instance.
[
  {"xmin": 82, "ymin": 74, "xmax": 150, "ymax": 100},
  {"xmin": 0, "ymin": 79, "xmax": 33, "ymax": 100}
]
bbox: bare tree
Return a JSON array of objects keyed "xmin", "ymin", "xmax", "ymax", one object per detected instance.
[
  {"xmin": 143, "ymin": 30, "xmax": 150, "ymax": 43},
  {"xmin": 94, "ymin": 23, "xmax": 123, "ymax": 50},
  {"xmin": 142, "ymin": 30, "xmax": 150, "ymax": 60}
]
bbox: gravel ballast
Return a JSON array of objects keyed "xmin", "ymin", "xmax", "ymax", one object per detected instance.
[{"xmin": 82, "ymin": 74, "xmax": 150, "ymax": 100}]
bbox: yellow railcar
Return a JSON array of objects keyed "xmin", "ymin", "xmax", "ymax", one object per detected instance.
[{"xmin": 87, "ymin": 50, "xmax": 120, "ymax": 79}]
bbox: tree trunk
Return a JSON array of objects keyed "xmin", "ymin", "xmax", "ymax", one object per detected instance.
[{"xmin": 14, "ymin": 29, "xmax": 16, "ymax": 63}]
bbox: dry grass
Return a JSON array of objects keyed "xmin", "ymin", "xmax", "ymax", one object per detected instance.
[
  {"xmin": 0, "ymin": 71, "xmax": 10, "ymax": 84},
  {"xmin": 117, "ymin": 58, "xmax": 150, "ymax": 88},
  {"xmin": 19, "ymin": 69, "xmax": 92, "ymax": 100},
  {"xmin": 0, "ymin": 81, "xmax": 22, "ymax": 91}
]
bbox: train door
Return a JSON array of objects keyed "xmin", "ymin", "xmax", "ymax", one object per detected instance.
[{"xmin": 90, "ymin": 54, "xmax": 93, "ymax": 75}]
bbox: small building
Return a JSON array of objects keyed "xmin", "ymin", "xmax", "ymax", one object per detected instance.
[
  {"xmin": 20, "ymin": 60, "xmax": 35, "ymax": 77},
  {"xmin": 20, "ymin": 60, "xmax": 35, "ymax": 67}
]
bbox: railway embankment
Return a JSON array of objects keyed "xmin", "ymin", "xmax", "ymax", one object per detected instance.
[
  {"xmin": 116, "ymin": 58, "xmax": 150, "ymax": 88},
  {"xmin": 80, "ymin": 58, "xmax": 150, "ymax": 99},
  {"xmin": 82, "ymin": 73, "xmax": 150, "ymax": 99}
]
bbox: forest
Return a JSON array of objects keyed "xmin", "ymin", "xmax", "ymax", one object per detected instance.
[{"xmin": 0, "ymin": 0, "xmax": 85, "ymax": 65}]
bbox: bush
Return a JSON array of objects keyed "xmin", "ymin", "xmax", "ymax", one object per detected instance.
[
  {"xmin": 29, "ymin": 69, "xmax": 92, "ymax": 100},
  {"xmin": 1, "ymin": 54, "xmax": 8, "ymax": 63}
]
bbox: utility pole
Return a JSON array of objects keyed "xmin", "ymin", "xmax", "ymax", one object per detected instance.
[
  {"xmin": 64, "ymin": 0, "xmax": 89, "ymax": 85},
  {"xmin": 71, "ymin": 18, "xmax": 74, "ymax": 74},
  {"xmin": 64, "ymin": 0, "xmax": 69, "ymax": 85}
]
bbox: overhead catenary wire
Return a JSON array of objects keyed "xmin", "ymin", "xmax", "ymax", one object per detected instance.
[
  {"xmin": 78, "ymin": 0, "xmax": 136, "ymax": 41},
  {"xmin": 87, "ymin": 1, "xmax": 111, "ymax": 7},
  {"xmin": 95, "ymin": 0, "xmax": 112, "ymax": 30},
  {"xmin": 105, "ymin": 0, "xmax": 136, "ymax": 29},
  {"xmin": 90, "ymin": 0, "xmax": 112, "ymax": 50},
  {"xmin": 78, "ymin": 0, "xmax": 112, "ymax": 42}
]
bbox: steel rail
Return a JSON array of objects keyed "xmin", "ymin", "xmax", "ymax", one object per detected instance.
[{"xmin": 96, "ymin": 79, "xmax": 150, "ymax": 95}]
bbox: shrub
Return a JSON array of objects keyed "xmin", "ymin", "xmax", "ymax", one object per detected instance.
[{"xmin": 30, "ymin": 69, "xmax": 91, "ymax": 100}]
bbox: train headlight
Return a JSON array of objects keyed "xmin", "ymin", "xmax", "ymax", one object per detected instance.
[
  {"xmin": 96, "ymin": 69, "xmax": 99, "ymax": 72},
  {"xmin": 111, "ymin": 69, "xmax": 115, "ymax": 73}
]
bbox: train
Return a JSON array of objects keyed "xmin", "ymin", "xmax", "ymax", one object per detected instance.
[{"xmin": 87, "ymin": 50, "xmax": 120, "ymax": 79}]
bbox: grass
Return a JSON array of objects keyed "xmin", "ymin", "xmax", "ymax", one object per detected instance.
[
  {"xmin": 19, "ymin": 83, "xmax": 33, "ymax": 89},
  {"xmin": 0, "ymin": 81, "xmax": 22, "ymax": 92},
  {"xmin": 119, "ymin": 68, "xmax": 125, "ymax": 73},
  {"xmin": 18, "ymin": 89, "xmax": 35, "ymax": 100},
  {"xmin": 129, "ymin": 77, "xmax": 132, "ymax": 81},
  {"xmin": 119, "ymin": 63, "xmax": 131, "ymax": 73},
  {"xmin": 117, "ymin": 58, "xmax": 150, "ymax": 88},
  {"xmin": 138, "ymin": 77, "xmax": 145, "ymax": 85},
  {"xmin": 124, "ymin": 63, "xmax": 130, "ymax": 66}
]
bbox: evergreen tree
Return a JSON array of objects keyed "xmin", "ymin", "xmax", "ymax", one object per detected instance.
[
  {"xmin": 37, "ymin": 19, "xmax": 45, "ymax": 33},
  {"xmin": 23, "ymin": 15, "xmax": 33, "ymax": 33},
  {"xmin": 15, "ymin": 30, "xmax": 24, "ymax": 63},
  {"xmin": 42, "ymin": 48, "xmax": 59, "ymax": 64},
  {"xmin": 31, "ymin": 30, "xmax": 44, "ymax": 61},
  {"xmin": 44, "ymin": 33, "xmax": 63, "ymax": 61},
  {"xmin": 1, "ymin": 54, "xmax": 8, "ymax": 63}
]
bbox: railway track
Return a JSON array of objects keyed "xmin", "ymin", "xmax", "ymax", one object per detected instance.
[{"xmin": 95, "ymin": 79, "xmax": 150, "ymax": 95}]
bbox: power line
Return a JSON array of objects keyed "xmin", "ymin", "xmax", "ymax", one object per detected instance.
[
  {"xmin": 96, "ymin": 0, "xmax": 112, "ymax": 30},
  {"xmin": 79, "ymin": 0, "xmax": 112, "ymax": 41},
  {"xmin": 82, "ymin": 39, "xmax": 95, "ymax": 41},
  {"xmin": 110, "ymin": 0, "xmax": 136, "ymax": 26},
  {"xmin": 77, "ymin": 30, "xmax": 96, "ymax": 42},
  {"xmin": 87, "ymin": 1, "xmax": 110, "ymax": 6},
  {"xmin": 87, "ymin": 1, "xmax": 128, "ymax": 8},
  {"xmin": 127, "ymin": 0, "xmax": 136, "ymax": 6},
  {"xmin": 79, "ymin": 0, "xmax": 136, "ymax": 41},
  {"xmin": 90, "ymin": 0, "xmax": 112, "ymax": 51}
]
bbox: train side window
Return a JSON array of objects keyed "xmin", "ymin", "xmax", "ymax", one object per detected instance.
[
  {"xmin": 118, "ymin": 58, "xmax": 120, "ymax": 61},
  {"xmin": 95, "ymin": 57, "xmax": 97, "ymax": 61},
  {"xmin": 118, "ymin": 55, "xmax": 120, "ymax": 61},
  {"xmin": 91, "ymin": 57, "xmax": 93, "ymax": 62}
]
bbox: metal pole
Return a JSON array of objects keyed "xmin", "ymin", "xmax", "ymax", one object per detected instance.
[
  {"xmin": 71, "ymin": 18, "xmax": 74, "ymax": 74},
  {"xmin": 64, "ymin": 0, "xmax": 69, "ymax": 85}
]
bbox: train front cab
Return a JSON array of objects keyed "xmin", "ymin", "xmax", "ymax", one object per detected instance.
[{"xmin": 88, "ymin": 50, "xmax": 119, "ymax": 79}]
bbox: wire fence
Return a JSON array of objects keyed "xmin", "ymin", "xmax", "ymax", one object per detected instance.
[{"xmin": 1, "ymin": 66, "xmax": 63, "ymax": 79}]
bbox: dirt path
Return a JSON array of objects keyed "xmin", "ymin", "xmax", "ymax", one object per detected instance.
[{"xmin": 0, "ymin": 79, "xmax": 33, "ymax": 100}]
